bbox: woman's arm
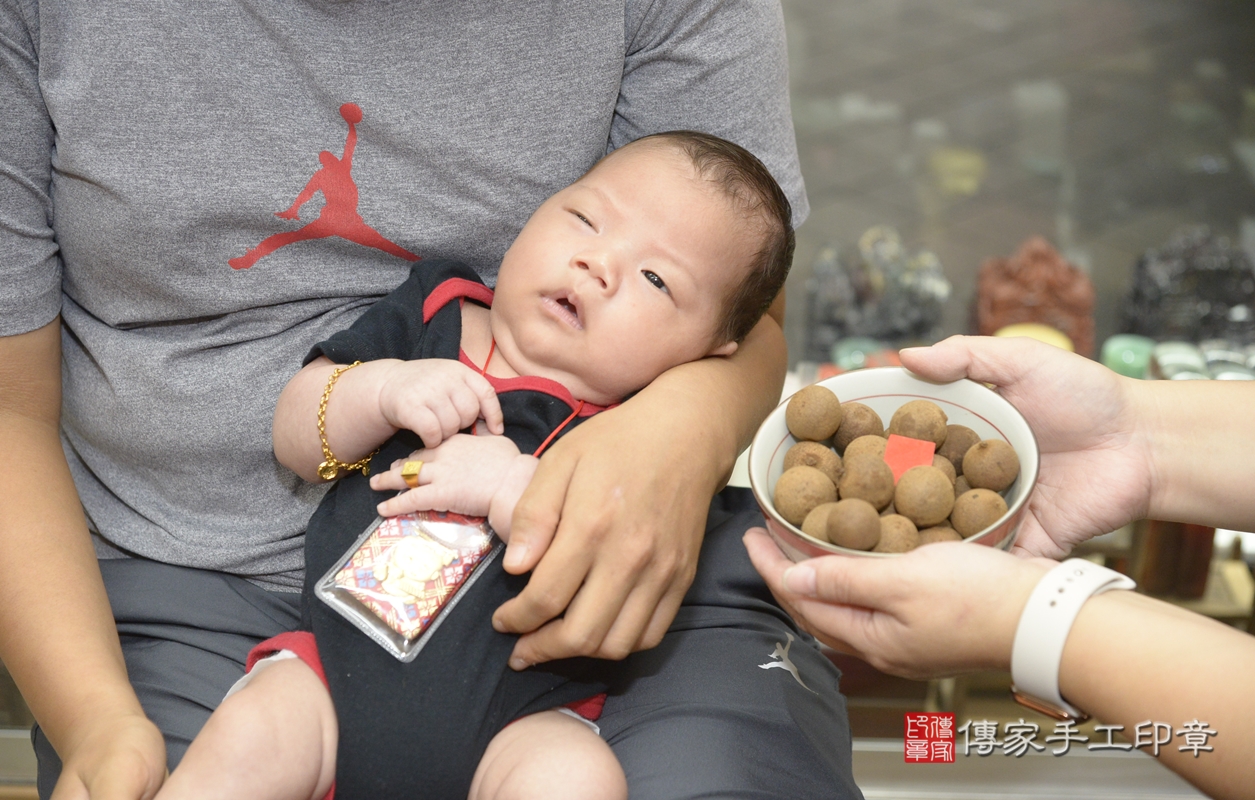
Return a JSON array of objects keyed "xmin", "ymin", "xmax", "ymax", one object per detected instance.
[
  {"xmin": 1133, "ymin": 378, "xmax": 1255, "ymax": 530},
  {"xmin": 745, "ymin": 535, "xmax": 1255, "ymax": 800},
  {"xmin": 1061, "ymin": 590, "xmax": 1255, "ymax": 800},
  {"xmin": 492, "ymin": 298, "xmax": 787, "ymax": 667},
  {"xmin": 0, "ymin": 320, "xmax": 165, "ymax": 800}
]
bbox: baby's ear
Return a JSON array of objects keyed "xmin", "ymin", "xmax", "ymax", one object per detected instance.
[{"xmin": 708, "ymin": 340, "xmax": 738, "ymax": 357}]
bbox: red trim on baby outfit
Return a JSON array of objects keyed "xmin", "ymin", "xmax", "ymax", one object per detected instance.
[
  {"xmin": 423, "ymin": 278, "xmax": 494, "ymax": 323},
  {"xmin": 456, "ymin": 355, "xmax": 614, "ymax": 417},
  {"xmin": 247, "ymin": 631, "xmax": 328, "ymax": 687},
  {"xmin": 565, "ymin": 693, "xmax": 607, "ymax": 721},
  {"xmin": 244, "ymin": 632, "xmax": 335, "ymax": 800}
]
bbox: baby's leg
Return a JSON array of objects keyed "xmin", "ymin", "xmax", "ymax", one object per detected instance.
[
  {"xmin": 156, "ymin": 657, "xmax": 337, "ymax": 800},
  {"xmin": 468, "ymin": 709, "xmax": 626, "ymax": 800}
]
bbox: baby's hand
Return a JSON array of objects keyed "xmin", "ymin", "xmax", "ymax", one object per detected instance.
[
  {"xmin": 370, "ymin": 434, "xmax": 536, "ymax": 537},
  {"xmin": 377, "ymin": 360, "xmax": 504, "ymax": 449}
]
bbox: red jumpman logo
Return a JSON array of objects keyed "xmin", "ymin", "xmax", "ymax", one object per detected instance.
[{"xmin": 229, "ymin": 103, "xmax": 419, "ymax": 270}]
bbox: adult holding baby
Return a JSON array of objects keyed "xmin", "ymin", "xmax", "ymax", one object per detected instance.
[
  {"xmin": 746, "ymin": 335, "xmax": 1255, "ymax": 800},
  {"xmin": 0, "ymin": 3, "xmax": 860, "ymax": 800}
]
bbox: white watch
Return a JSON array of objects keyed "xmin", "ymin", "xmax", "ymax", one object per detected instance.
[{"xmin": 1010, "ymin": 558, "xmax": 1136, "ymax": 720}]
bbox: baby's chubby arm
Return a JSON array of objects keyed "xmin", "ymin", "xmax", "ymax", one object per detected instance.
[
  {"xmin": 273, "ymin": 355, "xmax": 504, "ymax": 483},
  {"xmin": 369, "ymin": 434, "xmax": 538, "ymax": 541}
]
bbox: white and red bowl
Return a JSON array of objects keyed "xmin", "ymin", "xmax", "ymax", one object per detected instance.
[{"xmin": 748, "ymin": 367, "xmax": 1040, "ymax": 561}]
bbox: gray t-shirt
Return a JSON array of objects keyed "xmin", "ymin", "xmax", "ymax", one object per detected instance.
[{"xmin": 1, "ymin": 0, "xmax": 806, "ymax": 589}]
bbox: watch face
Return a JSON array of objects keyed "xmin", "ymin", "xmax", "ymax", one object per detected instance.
[{"xmin": 1011, "ymin": 687, "xmax": 1088, "ymax": 723}]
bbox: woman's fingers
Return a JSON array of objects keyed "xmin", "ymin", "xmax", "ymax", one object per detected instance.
[{"xmin": 899, "ymin": 335, "xmax": 1039, "ymax": 389}]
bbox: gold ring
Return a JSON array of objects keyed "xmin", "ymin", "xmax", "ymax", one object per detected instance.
[{"xmin": 401, "ymin": 460, "xmax": 423, "ymax": 489}]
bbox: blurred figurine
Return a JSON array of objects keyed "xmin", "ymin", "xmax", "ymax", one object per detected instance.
[
  {"xmin": 1121, "ymin": 226, "xmax": 1255, "ymax": 345},
  {"xmin": 976, "ymin": 236, "xmax": 1095, "ymax": 357},
  {"xmin": 804, "ymin": 226, "xmax": 950, "ymax": 361}
]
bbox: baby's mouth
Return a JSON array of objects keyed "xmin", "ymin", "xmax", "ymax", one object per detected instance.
[{"xmin": 544, "ymin": 294, "xmax": 584, "ymax": 330}]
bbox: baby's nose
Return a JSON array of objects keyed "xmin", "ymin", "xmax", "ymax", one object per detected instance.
[{"xmin": 575, "ymin": 253, "xmax": 613, "ymax": 290}]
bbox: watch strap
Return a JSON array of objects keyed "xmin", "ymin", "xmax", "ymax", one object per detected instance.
[{"xmin": 1011, "ymin": 558, "xmax": 1136, "ymax": 719}]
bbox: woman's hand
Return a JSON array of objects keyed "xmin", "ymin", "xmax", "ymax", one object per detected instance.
[
  {"xmin": 369, "ymin": 434, "xmax": 526, "ymax": 521},
  {"xmin": 900, "ymin": 336, "xmax": 1152, "ymax": 558},
  {"xmin": 51, "ymin": 711, "xmax": 166, "ymax": 800},
  {"xmin": 743, "ymin": 528, "xmax": 1052, "ymax": 680}
]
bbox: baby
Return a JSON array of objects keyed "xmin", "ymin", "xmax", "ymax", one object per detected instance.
[{"xmin": 155, "ymin": 131, "xmax": 794, "ymax": 800}]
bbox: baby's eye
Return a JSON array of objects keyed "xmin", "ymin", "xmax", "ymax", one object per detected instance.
[
  {"xmin": 572, "ymin": 210, "xmax": 594, "ymax": 228},
  {"xmin": 642, "ymin": 270, "xmax": 669, "ymax": 294}
]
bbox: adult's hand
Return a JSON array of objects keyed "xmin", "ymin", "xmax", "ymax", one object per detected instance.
[
  {"xmin": 744, "ymin": 528, "xmax": 1052, "ymax": 680},
  {"xmin": 489, "ymin": 396, "xmax": 714, "ymax": 668},
  {"xmin": 491, "ymin": 300, "xmax": 787, "ymax": 669},
  {"xmin": 51, "ymin": 713, "xmax": 166, "ymax": 800},
  {"xmin": 899, "ymin": 336, "xmax": 1152, "ymax": 558}
]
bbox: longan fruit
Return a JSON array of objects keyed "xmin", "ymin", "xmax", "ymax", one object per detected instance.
[
  {"xmin": 838, "ymin": 454, "xmax": 895, "ymax": 510},
  {"xmin": 844, "ymin": 434, "xmax": 888, "ymax": 461},
  {"xmin": 874, "ymin": 514, "xmax": 920, "ymax": 553},
  {"xmin": 773, "ymin": 466, "xmax": 836, "ymax": 526},
  {"xmin": 888, "ymin": 400, "xmax": 948, "ymax": 447},
  {"xmin": 917, "ymin": 526, "xmax": 962, "ymax": 545},
  {"xmin": 962, "ymin": 440, "xmax": 1020, "ymax": 493},
  {"xmin": 783, "ymin": 441, "xmax": 844, "ymax": 486},
  {"xmin": 937, "ymin": 425, "xmax": 980, "ymax": 475},
  {"xmin": 880, "ymin": 499, "xmax": 896, "ymax": 517},
  {"xmin": 894, "ymin": 465, "xmax": 955, "ymax": 528},
  {"xmin": 786, "ymin": 385, "xmax": 843, "ymax": 442},
  {"xmin": 832, "ymin": 402, "xmax": 885, "ymax": 453},
  {"xmin": 954, "ymin": 475, "xmax": 971, "ymax": 498},
  {"xmin": 931, "ymin": 454, "xmax": 956, "ymax": 485},
  {"xmin": 801, "ymin": 502, "xmax": 840, "ymax": 541},
  {"xmin": 951, "ymin": 488, "xmax": 1009, "ymax": 537},
  {"xmin": 826, "ymin": 498, "xmax": 881, "ymax": 550}
]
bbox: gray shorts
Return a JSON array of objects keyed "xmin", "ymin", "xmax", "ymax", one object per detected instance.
[
  {"xmin": 34, "ymin": 490, "xmax": 862, "ymax": 800},
  {"xmin": 32, "ymin": 558, "xmax": 302, "ymax": 798}
]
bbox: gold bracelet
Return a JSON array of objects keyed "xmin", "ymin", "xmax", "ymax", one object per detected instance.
[{"xmin": 316, "ymin": 361, "xmax": 379, "ymax": 480}]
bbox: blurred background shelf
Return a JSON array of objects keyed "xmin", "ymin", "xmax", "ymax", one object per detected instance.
[{"xmin": 780, "ymin": 0, "xmax": 1255, "ymax": 365}]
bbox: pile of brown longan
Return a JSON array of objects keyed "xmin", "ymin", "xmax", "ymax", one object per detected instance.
[{"xmin": 772, "ymin": 385, "xmax": 1020, "ymax": 553}]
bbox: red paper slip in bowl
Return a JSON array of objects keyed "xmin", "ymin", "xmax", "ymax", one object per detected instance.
[{"xmin": 883, "ymin": 434, "xmax": 936, "ymax": 483}]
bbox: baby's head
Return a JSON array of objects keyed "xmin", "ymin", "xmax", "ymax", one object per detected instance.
[{"xmin": 492, "ymin": 131, "xmax": 794, "ymax": 405}]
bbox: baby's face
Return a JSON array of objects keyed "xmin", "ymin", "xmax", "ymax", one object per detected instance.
[{"xmin": 491, "ymin": 143, "xmax": 756, "ymax": 404}]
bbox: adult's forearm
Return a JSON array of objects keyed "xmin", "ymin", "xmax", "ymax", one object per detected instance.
[
  {"xmin": 634, "ymin": 310, "xmax": 787, "ymax": 484},
  {"xmin": 1136, "ymin": 380, "xmax": 1255, "ymax": 530},
  {"xmin": 1060, "ymin": 590, "xmax": 1255, "ymax": 800},
  {"xmin": 0, "ymin": 322, "xmax": 145, "ymax": 756}
]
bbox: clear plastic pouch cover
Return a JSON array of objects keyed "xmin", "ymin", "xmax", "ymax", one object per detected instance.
[{"xmin": 315, "ymin": 510, "xmax": 502, "ymax": 662}]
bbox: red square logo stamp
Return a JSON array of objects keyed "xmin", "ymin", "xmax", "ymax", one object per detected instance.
[{"xmin": 905, "ymin": 713, "xmax": 956, "ymax": 763}]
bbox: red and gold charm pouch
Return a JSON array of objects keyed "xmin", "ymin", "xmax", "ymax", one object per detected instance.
[{"xmin": 315, "ymin": 510, "xmax": 502, "ymax": 661}]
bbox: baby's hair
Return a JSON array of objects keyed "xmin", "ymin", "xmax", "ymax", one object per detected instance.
[{"xmin": 630, "ymin": 130, "xmax": 795, "ymax": 344}]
